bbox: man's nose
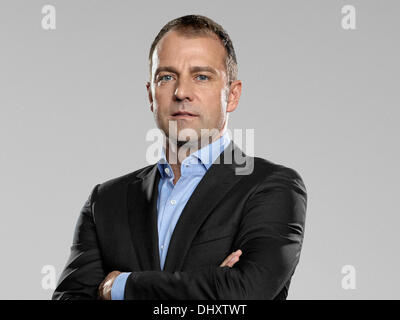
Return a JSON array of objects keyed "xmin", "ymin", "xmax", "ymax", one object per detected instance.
[{"xmin": 174, "ymin": 79, "xmax": 194, "ymax": 101}]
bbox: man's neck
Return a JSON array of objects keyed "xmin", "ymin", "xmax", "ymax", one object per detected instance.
[{"xmin": 164, "ymin": 132, "xmax": 223, "ymax": 185}]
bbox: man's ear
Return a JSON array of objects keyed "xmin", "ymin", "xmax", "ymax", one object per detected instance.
[
  {"xmin": 146, "ymin": 81, "xmax": 153, "ymax": 112},
  {"xmin": 226, "ymin": 80, "xmax": 242, "ymax": 113}
]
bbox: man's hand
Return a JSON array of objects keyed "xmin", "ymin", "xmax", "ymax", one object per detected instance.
[
  {"xmin": 98, "ymin": 271, "xmax": 121, "ymax": 300},
  {"xmin": 220, "ymin": 249, "xmax": 242, "ymax": 268}
]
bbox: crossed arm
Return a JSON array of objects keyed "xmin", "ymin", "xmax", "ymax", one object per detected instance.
[
  {"xmin": 53, "ymin": 168, "xmax": 306, "ymax": 300},
  {"xmin": 98, "ymin": 250, "xmax": 243, "ymax": 300}
]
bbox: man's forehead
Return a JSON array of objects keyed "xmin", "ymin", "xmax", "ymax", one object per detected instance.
[
  {"xmin": 159, "ymin": 29, "xmax": 221, "ymax": 47},
  {"xmin": 152, "ymin": 31, "xmax": 226, "ymax": 69}
]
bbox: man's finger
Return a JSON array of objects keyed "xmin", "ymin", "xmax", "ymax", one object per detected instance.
[
  {"xmin": 220, "ymin": 249, "xmax": 242, "ymax": 267},
  {"xmin": 225, "ymin": 255, "xmax": 239, "ymax": 268},
  {"xmin": 226, "ymin": 249, "xmax": 242, "ymax": 267},
  {"xmin": 222, "ymin": 251, "xmax": 242, "ymax": 268},
  {"xmin": 220, "ymin": 251, "xmax": 237, "ymax": 267}
]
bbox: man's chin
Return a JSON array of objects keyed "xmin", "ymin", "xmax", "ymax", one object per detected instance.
[
  {"xmin": 176, "ymin": 140, "xmax": 190, "ymax": 148},
  {"xmin": 166, "ymin": 136, "xmax": 200, "ymax": 148},
  {"xmin": 166, "ymin": 128, "xmax": 220, "ymax": 148}
]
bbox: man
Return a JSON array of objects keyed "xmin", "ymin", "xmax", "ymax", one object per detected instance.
[{"xmin": 52, "ymin": 14, "xmax": 307, "ymax": 300}]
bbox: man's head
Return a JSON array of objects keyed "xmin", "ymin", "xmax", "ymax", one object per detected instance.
[{"xmin": 146, "ymin": 15, "xmax": 242, "ymax": 147}]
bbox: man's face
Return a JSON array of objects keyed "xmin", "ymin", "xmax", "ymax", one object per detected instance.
[{"xmin": 147, "ymin": 30, "xmax": 239, "ymax": 145}]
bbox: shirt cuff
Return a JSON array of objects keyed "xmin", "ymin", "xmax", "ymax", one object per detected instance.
[{"xmin": 111, "ymin": 272, "xmax": 131, "ymax": 300}]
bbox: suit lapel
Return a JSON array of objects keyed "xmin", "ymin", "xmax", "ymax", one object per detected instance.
[
  {"xmin": 127, "ymin": 165, "xmax": 161, "ymax": 271},
  {"xmin": 163, "ymin": 141, "xmax": 247, "ymax": 272}
]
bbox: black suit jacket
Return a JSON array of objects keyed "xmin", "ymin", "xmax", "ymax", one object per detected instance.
[{"xmin": 52, "ymin": 141, "xmax": 307, "ymax": 300}]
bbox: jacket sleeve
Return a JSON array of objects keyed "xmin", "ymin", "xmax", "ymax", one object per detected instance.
[
  {"xmin": 52, "ymin": 184, "xmax": 106, "ymax": 300},
  {"xmin": 124, "ymin": 167, "xmax": 307, "ymax": 300}
]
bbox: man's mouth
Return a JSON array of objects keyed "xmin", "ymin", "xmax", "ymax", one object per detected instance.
[{"xmin": 171, "ymin": 111, "xmax": 198, "ymax": 118}]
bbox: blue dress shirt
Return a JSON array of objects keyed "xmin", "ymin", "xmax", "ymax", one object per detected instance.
[{"xmin": 111, "ymin": 132, "xmax": 231, "ymax": 300}]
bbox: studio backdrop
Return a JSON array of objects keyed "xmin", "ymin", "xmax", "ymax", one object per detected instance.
[{"xmin": 0, "ymin": 0, "xmax": 399, "ymax": 299}]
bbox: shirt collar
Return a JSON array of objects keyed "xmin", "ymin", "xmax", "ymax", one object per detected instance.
[{"xmin": 157, "ymin": 131, "xmax": 231, "ymax": 178}]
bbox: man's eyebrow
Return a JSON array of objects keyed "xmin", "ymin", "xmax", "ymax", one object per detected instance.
[
  {"xmin": 154, "ymin": 66, "xmax": 179, "ymax": 76},
  {"xmin": 190, "ymin": 66, "xmax": 218, "ymax": 75}
]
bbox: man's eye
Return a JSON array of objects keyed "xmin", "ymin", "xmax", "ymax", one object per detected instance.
[
  {"xmin": 196, "ymin": 75, "xmax": 209, "ymax": 81},
  {"xmin": 159, "ymin": 75, "xmax": 173, "ymax": 82}
]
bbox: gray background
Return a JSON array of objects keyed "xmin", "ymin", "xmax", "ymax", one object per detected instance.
[{"xmin": 1, "ymin": 0, "xmax": 399, "ymax": 299}]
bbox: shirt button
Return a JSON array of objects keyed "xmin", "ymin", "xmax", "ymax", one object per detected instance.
[
  {"xmin": 161, "ymin": 245, "xmax": 164, "ymax": 250},
  {"xmin": 170, "ymin": 199, "xmax": 176, "ymax": 205}
]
